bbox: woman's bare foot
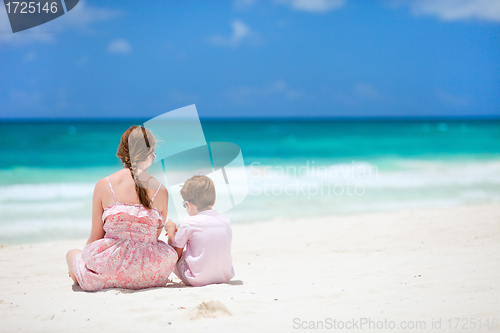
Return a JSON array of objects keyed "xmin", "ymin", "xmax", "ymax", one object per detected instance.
[{"xmin": 66, "ymin": 249, "xmax": 82, "ymax": 284}]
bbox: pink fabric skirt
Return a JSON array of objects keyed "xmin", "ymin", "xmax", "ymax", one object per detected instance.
[{"xmin": 73, "ymin": 237, "xmax": 177, "ymax": 291}]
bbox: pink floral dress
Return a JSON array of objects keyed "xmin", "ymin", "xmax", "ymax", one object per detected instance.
[{"xmin": 73, "ymin": 177, "xmax": 177, "ymax": 291}]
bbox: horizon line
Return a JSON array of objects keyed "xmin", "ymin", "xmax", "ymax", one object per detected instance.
[{"xmin": 1, "ymin": 115, "xmax": 500, "ymax": 123}]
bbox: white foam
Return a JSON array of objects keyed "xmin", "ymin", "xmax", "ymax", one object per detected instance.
[
  {"xmin": 246, "ymin": 160, "xmax": 500, "ymax": 189},
  {"xmin": 3, "ymin": 159, "xmax": 500, "ymax": 243},
  {"xmin": 0, "ymin": 183, "xmax": 94, "ymax": 202}
]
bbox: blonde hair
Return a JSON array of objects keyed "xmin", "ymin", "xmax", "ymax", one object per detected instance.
[{"xmin": 180, "ymin": 175, "xmax": 216, "ymax": 211}]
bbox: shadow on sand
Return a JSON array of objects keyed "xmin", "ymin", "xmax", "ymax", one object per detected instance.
[{"xmin": 71, "ymin": 279, "xmax": 244, "ymax": 293}]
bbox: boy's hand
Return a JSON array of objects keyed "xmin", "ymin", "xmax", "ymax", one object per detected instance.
[
  {"xmin": 164, "ymin": 219, "xmax": 177, "ymax": 235},
  {"xmin": 164, "ymin": 218, "xmax": 177, "ymax": 246}
]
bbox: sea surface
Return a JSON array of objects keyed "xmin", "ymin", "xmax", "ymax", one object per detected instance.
[{"xmin": 1, "ymin": 119, "xmax": 499, "ymax": 244}]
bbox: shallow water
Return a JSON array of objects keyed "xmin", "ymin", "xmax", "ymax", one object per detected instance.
[{"xmin": 1, "ymin": 119, "xmax": 499, "ymax": 243}]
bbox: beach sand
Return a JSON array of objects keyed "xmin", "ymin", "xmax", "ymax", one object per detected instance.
[{"xmin": 1, "ymin": 203, "xmax": 499, "ymax": 332}]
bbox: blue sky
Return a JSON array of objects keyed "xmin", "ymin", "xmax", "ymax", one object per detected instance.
[{"xmin": 0, "ymin": 0, "xmax": 499, "ymax": 119}]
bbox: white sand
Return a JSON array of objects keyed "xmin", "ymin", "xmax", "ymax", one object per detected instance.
[{"xmin": 1, "ymin": 203, "xmax": 499, "ymax": 332}]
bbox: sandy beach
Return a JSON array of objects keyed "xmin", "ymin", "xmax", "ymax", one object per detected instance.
[{"xmin": 1, "ymin": 202, "xmax": 499, "ymax": 332}]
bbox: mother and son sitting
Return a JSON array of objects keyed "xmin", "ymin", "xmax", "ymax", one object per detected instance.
[{"xmin": 66, "ymin": 126, "xmax": 234, "ymax": 291}]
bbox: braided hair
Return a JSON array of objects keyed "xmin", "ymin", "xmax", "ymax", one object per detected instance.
[{"xmin": 116, "ymin": 126, "xmax": 156, "ymax": 209}]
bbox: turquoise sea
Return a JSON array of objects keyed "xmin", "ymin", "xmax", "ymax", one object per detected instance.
[{"xmin": 1, "ymin": 119, "xmax": 500, "ymax": 244}]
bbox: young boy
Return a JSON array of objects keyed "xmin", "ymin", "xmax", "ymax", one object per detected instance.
[{"xmin": 169, "ymin": 175, "xmax": 235, "ymax": 287}]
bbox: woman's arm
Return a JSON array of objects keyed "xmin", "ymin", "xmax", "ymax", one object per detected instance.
[
  {"xmin": 157, "ymin": 185, "xmax": 170, "ymax": 239},
  {"xmin": 86, "ymin": 179, "xmax": 105, "ymax": 245}
]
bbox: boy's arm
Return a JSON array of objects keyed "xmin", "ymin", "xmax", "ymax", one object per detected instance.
[
  {"xmin": 173, "ymin": 246, "xmax": 183, "ymax": 259},
  {"xmin": 164, "ymin": 218, "xmax": 177, "ymax": 246},
  {"xmin": 169, "ymin": 221, "xmax": 188, "ymax": 259}
]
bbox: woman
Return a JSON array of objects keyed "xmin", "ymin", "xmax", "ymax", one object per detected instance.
[{"xmin": 66, "ymin": 126, "xmax": 178, "ymax": 291}]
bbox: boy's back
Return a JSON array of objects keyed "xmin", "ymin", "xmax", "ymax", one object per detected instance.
[{"xmin": 173, "ymin": 209, "xmax": 235, "ymax": 287}]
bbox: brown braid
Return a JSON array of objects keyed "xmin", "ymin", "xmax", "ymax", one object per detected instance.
[{"xmin": 116, "ymin": 126, "xmax": 156, "ymax": 209}]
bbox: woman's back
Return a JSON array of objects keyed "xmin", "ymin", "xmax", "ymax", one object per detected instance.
[
  {"xmin": 67, "ymin": 125, "xmax": 178, "ymax": 291},
  {"xmin": 102, "ymin": 168, "xmax": 167, "ymax": 212},
  {"xmin": 103, "ymin": 174, "xmax": 164, "ymax": 242},
  {"xmin": 72, "ymin": 170, "xmax": 177, "ymax": 291}
]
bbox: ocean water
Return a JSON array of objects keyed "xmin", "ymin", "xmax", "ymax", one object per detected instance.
[{"xmin": 1, "ymin": 119, "xmax": 499, "ymax": 244}]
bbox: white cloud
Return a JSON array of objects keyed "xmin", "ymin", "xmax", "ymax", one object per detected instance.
[
  {"xmin": 324, "ymin": 83, "xmax": 383, "ymax": 108},
  {"xmin": 401, "ymin": 0, "xmax": 500, "ymax": 22},
  {"xmin": 273, "ymin": 0, "xmax": 345, "ymax": 13},
  {"xmin": 76, "ymin": 55, "xmax": 90, "ymax": 66},
  {"xmin": 55, "ymin": 0, "xmax": 121, "ymax": 29},
  {"xmin": 208, "ymin": 20, "xmax": 255, "ymax": 47},
  {"xmin": 9, "ymin": 89, "xmax": 44, "ymax": 110},
  {"xmin": 167, "ymin": 90, "xmax": 200, "ymax": 104},
  {"xmin": 22, "ymin": 51, "xmax": 37, "ymax": 63},
  {"xmin": 0, "ymin": 9, "xmax": 55, "ymax": 45},
  {"xmin": 234, "ymin": 0, "xmax": 257, "ymax": 10},
  {"xmin": 354, "ymin": 84, "xmax": 379, "ymax": 100},
  {"xmin": 0, "ymin": 1, "xmax": 121, "ymax": 46},
  {"xmin": 436, "ymin": 89, "xmax": 470, "ymax": 107},
  {"xmin": 225, "ymin": 80, "xmax": 302, "ymax": 105},
  {"xmin": 107, "ymin": 39, "xmax": 132, "ymax": 55},
  {"xmin": 56, "ymin": 86, "xmax": 69, "ymax": 110},
  {"xmin": 148, "ymin": 90, "xmax": 200, "ymax": 114}
]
